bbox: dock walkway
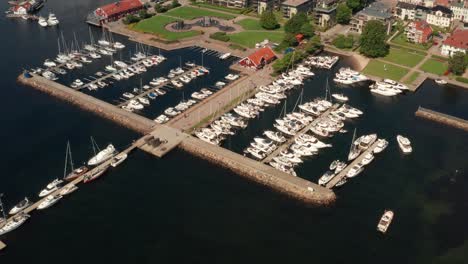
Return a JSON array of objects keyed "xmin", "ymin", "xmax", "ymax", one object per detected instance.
[
  {"xmin": 325, "ymin": 140, "xmax": 380, "ymax": 188},
  {"xmin": 262, "ymin": 104, "xmax": 340, "ymax": 164}
]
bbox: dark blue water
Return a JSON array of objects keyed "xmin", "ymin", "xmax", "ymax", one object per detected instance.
[{"xmin": 1, "ymin": 1, "xmax": 468, "ymax": 263}]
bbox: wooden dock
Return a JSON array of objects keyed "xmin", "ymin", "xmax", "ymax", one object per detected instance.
[
  {"xmin": 416, "ymin": 106, "xmax": 468, "ymax": 132},
  {"xmin": 116, "ymin": 65, "xmax": 203, "ymax": 107},
  {"xmin": 2, "ymin": 136, "xmax": 148, "ymax": 222},
  {"xmin": 325, "ymin": 140, "xmax": 380, "ymax": 188},
  {"xmin": 262, "ymin": 104, "xmax": 340, "ymax": 164}
]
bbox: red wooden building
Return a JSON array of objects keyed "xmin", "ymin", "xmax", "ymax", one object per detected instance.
[
  {"xmin": 238, "ymin": 47, "xmax": 277, "ymax": 70},
  {"xmin": 87, "ymin": 0, "xmax": 144, "ymax": 26}
]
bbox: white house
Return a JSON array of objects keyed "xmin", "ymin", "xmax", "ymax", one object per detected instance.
[
  {"xmin": 426, "ymin": 5, "xmax": 453, "ymax": 28},
  {"xmin": 450, "ymin": 2, "xmax": 468, "ymax": 22},
  {"xmin": 441, "ymin": 29, "xmax": 468, "ymax": 56}
]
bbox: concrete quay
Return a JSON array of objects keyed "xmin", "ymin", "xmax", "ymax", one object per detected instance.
[
  {"xmin": 325, "ymin": 140, "xmax": 380, "ymax": 189},
  {"xmin": 179, "ymin": 136, "xmax": 336, "ymax": 205},
  {"xmin": 18, "ymin": 73, "xmax": 155, "ymax": 134},
  {"xmin": 416, "ymin": 106, "xmax": 468, "ymax": 132}
]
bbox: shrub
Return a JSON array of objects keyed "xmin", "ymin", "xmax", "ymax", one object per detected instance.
[
  {"xmin": 123, "ymin": 14, "xmax": 141, "ymax": 25},
  {"xmin": 155, "ymin": 4, "xmax": 168, "ymax": 13},
  {"xmin": 210, "ymin": 32, "xmax": 230, "ymax": 42},
  {"xmin": 260, "ymin": 10, "xmax": 279, "ymax": 30},
  {"xmin": 333, "ymin": 34, "xmax": 355, "ymax": 49},
  {"xmin": 456, "ymin": 76, "xmax": 468, "ymax": 83}
]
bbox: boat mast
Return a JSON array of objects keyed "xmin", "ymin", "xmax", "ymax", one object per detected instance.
[
  {"xmin": 349, "ymin": 128, "xmax": 357, "ymax": 154},
  {"xmin": 90, "ymin": 136, "xmax": 100, "ymax": 155},
  {"xmin": 68, "ymin": 141, "xmax": 75, "ymax": 171},
  {"xmin": 63, "ymin": 141, "xmax": 69, "ymax": 179},
  {"xmin": 291, "ymin": 89, "xmax": 303, "ymax": 112}
]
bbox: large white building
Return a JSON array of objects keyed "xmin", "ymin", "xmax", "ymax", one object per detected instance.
[
  {"xmin": 426, "ymin": 5, "xmax": 453, "ymax": 28},
  {"xmin": 441, "ymin": 29, "xmax": 468, "ymax": 56},
  {"xmin": 450, "ymin": 2, "xmax": 468, "ymax": 22}
]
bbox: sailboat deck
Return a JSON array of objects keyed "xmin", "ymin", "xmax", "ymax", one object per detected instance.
[
  {"xmin": 262, "ymin": 104, "xmax": 340, "ymax": 164},
  {"xmin": 325, "ymin": 140, "xmax": 380, "ymax": 189},
  {"xmin": 0, "ymin": 240, "xmax": 5, "ymax": 250}
]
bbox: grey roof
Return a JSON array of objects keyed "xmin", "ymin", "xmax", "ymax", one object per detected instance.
[
  {"xmin": 282, "ymin": 0, "xmax": 311, "ymax": 7},
  {"xmin": 431, "ymin": 5, "xmax": 452, "ymax": 15},
  {"xmin": 396, "ymin": 2, "xmax": 417, "ymax": 10},
  {"xmin": 357, "ymin": 2, "xmax": 392, "ymax": 19}
]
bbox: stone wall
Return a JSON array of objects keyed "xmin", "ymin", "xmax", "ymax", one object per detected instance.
[{"xmin": 416, "ymin": 107, "xmax": 468, "ymax": 132}]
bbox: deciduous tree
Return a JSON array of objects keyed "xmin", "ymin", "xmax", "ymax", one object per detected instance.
[
  {"xmin": 336, "ymin": 3, "xmax": 352, "ymax": 24},
  {"xmin": 359, "ymin": 20, "xmax": 389, "ymax": 58}
]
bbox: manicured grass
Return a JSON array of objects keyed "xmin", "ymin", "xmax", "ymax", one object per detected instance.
[
  {"xmin": 391, "ymin": 32, "xmax": 432, "ymax": 50},
  {"xmin": 228, "ymin": 31, "xmax": 285, "ymax": 47},
  {"xmin": 419, "ymin": 58, "xmax": 448, "ymax": 75},
  {"xmin": 165, "ymin": 6, "xmax": 236, "ymax": 20},
  {"xmin": 132, "ymin": 15, "xmax": 200, "ymax": 41},
  {"xmin": 191, "ymin": 3, "xmax": 243, "ymax": 14},
  {"xmin": 404, "ymin": 72, "xmax": 420, "ymax": 85},
  {"xmin": 236, "ymin": 18, "xmax": 282, "ymax": 31},
  {"xmin": 431, "ymin": 54, "xmax": 448, "ymax": 61},
  {"xmin": 381, "ymin": 47, "xmax": 426, "ymax": 67},
  {"xmin": 456, "ymin": 76, "xmax": 468, "ymax": 83},
  {"xmin": 362, "ymin": 60, "xmax": 408, "ymax": 80}
]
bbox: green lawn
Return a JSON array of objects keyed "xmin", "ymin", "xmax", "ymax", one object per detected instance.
[
  {"xmin": 419, "ymin": 58, "xmax": 448, "ymax": 75},
  {"xmin": 381, "ymin": 47, "xmax": 426, "ymax": 67},
  {"xmin": 228, "ymin": 31, "xmax": 285, "ymax": 48},
  {"xmin": 191, "ymin": 3, "xmax": 243, "ymax": 14},
  {"xmin": 165, "ymin": 6, "xmax": 236, "ymax": 20},
  {"xmin": 362, "ymin": 60, "xmax": 408, "ymax": 81},
  {"xmin": 236, "ymin": 18, "xmax": 282, "ymax": 31},
  {"xmin": 404, "ymin": 72, "xmax": 420, "ymax": 85},
  {"xmin": 391, "ymin": 32, "xmax": 432, "ymax": 50},
  {"xmin": 132, "ymin": 15, "xmax": 200, "ymax": 41}
]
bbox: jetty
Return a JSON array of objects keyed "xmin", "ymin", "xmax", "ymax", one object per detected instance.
[
  {"xmin": 262, "ymin": 104, "xmax": 340, "ymax": 164},
  {"xmin": 325, "ymin": 140, "xmax": 380, "ymax": 188},
  {"xmin": 416, "ymin": 106, "xmax": 468, "ymax": 132}
]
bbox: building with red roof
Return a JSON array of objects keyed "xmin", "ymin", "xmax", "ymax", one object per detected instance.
[
  {"xmin": 87, "ymin": 0, "xmax": 143, "ymax": 26},
  {"xmin": 238, "ymin": 47, "xmax": 277, "ymax": 70},
  {"xmin": 405, "ymin": 21, "xmax": 433, "ymax": 43},
  {"xmin": 441, "ymin": 29, "xmax": 468, "ymax": 56}
]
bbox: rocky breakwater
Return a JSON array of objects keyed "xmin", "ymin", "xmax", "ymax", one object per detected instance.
[
  {"xmin": 179, "ymin": 136, "xmax": 336, "ymax": 205},
  {"xmin": 416, "ymin": 106, "xmax": 468, "ymax": 132},
  {"xmin": 18, "ymin": 73, "xmax": 154, "ymax": 134}
]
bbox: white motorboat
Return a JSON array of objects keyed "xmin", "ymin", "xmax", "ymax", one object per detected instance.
[
  {"xmin": 435, "ymin": 79, "xmax": 447, "ymax": 85},
  {"xmin": 38, "ymin": 16, "xmax": 48, "ymax": 27},
  {"xmin": 123, "ymin": 92, "xmax": 135, "ymax": 99},
  {"xmin": 8, "ymin": 197, "xmax": 31, "ymax": 215},
  {"xmin": 264, "ymin": 130, "xmax": 286, "ymax": 143},
  {"xmin": 154, "ymin": 114, "xmax": 170, "ymax": 124},
  {"xmin": 225, "ymin": 74, "xmax": 239, "ymax": 81},
  {"xmin": 43, "ymin": 59, "xmax": 56, "ymax": 67},
  {"xmin": 346, "ymin": 164, "xmax": 363, "ymax": 178},
  {"xmin": 373, "ymin": 139, "xmax": 388, "ymax": 154},
  {"xmin": 87, "ymin": 144, "xmax": 116, "ymax": 166},
  {"xmin": 113, "ymin": 42, "xmax": 125, "ymax": 49},
  {"xmin": 219, "ymin": 52, "xmax": 231, "ymax": 59},
  {"xmin": 0, "ymin": 213, "xmax": 30, "ymax": 236},
  {"xmin": 38, "ymin": 178, "xmax": 63, "ymax": 197},
  {"xmin": 332, "ymin": 93, "xmax": 348, "ymax": 102},
  {"xmin": 318, "ymin": 171, "xmax": 335, "ymax": 185},
  {"xmin": 47, "ymin": 13, "xmax": 59, "ymax": 26},
  {"xmin": 59, "ymin": 184, "xmax": 78, "ymax": 196},
  {"xmin": 397, "ymin": 135, "xmax": 412, "ymax": 154},
  {"xmin": 377, "ymin": 210, "xmax": 394, "ymax": 233},
  {"xmin": 110, "ymin": 153, "xmax": 127, "ymax": 167},
  {"xmin": 138, "ymin": 97, "xmax": 150, "ymax": 105},
  {"xmin": 361, "ymin": 153, "xmax": 374, "ymax": 165},
  {"xmin": 37, "ymin": 194, "xmax": 63, "ymax": 210}
]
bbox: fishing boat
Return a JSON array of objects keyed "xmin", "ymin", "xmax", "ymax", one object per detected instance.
[
  {"xmin": 377, "ymin": 210, "xmax": 394, "ymax": 233},
  {"xmin": 397, "ymin": 135, "xmax": 412, "ymax": 154},
  {"xmin": 87, "ymin": 137, "xmax": 116, "ymax": 166},
  {"xmin": 8, "ymin": 197, "xmax": 31, "ymax": 215},
  {"xmin": 38, "ymin": 178, "xmax": 63, "ymax": 197},
  {"xmin": 63, "ymin": 141, "xmax": 89, "ymax": 181},
  {"xmin": 83, "ymin": 166, "xmax": 109, "ymax": 183},
  {"xmin": 0, "ymin": 213, "xmax": 30, "ymax": 236},
  {"xmin": 110, "ymin": 153, "xmax": 127, "ymax": 167},
  {"xmin": 37, "ymin": 194, "xmax": 63, "ymax": 210}
]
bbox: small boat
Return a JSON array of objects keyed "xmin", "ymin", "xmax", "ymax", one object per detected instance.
[
  {"xmin": 373, "ymin": 139, "xmax": 388, "ymax": 154},
  {"xmin": 329, "ymin": 160, "xmax": 339, "ymax": 171},
  {"xmin": 83, "ymin": 166, "xmax": 109, "ymax": 183},
  {"xmin": 435, "ymin": 79, "xmax": 447, "ymax": 85},
  {"xmin": 335, "ymin": 177, "xmax": 347, "ymax": 187},
  {"xmin": 110, "ymin": 153, "xmax": 127, "ymax": 167},
  {"xmin": 332, "ymin": 93, "xmax": 348, "ymax": 102},
  {"xmin": 87, "ymin": 139, "xmax": 116, "ymax": 166},
  {"xmin": 8, "ymin": 197, "xmax": 31, "ymax": 215},
  {"xmin": 39, "ymin": 179, "xmax": 63, "ymax": 197},
  {"xmin": 377, "ymin": 210, "xmax": 394, "ymax": 233},
  {"xmin": 318, "ymin": 171, "xmax": 335, "ymax": 185},
  {"xmin": 123, "ymin": 92, "xmax": 135, "ymax": 99},
  {"xmin": 37, "ymin": 194, "xmax": 63, "ymax": 210},
  {"xmin": 361, "ymin": 153, "xmax": 374, "ymax": 165},
  {"xmin": 38, "ymin": 16, "xmax": 48, "ymax": 27},
  {"xmin": 346, "ymin": 164, "xmax": 363, "ymax": 178},
  {"xmin": 0, "ymin": 213, "xmax": 30, "ymax": 236},
  {"xmin": 47, "ymin": 13, "xmax": 59, "ymax": 26},
  {"xmin": 397, "ymin": 135, "xmax": 412, "ymax": 154},
  {"xmin": 59, "ymin": 184, "xmax": 78, "ymax": 196}
]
